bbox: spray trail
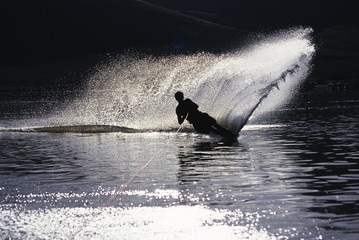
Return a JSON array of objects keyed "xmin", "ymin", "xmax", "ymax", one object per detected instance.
[
  {"xmin": 234, "ymin": 64, "xmax": 300, "ymax": 133},
  {"xmin": 10, "ymin": 27, "xmax": 314, "ymax": 132}
]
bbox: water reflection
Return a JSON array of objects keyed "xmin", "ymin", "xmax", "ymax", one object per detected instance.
[
  {"xmin": 1, "ymin": 95, "xmax": 359, "ymax": 239},
  {"xmin": 175, "ymin": 139, "xmax": 255, "ymax": 207},
  {"xmin": 0, "ymin": 132, "xmax": 86, "ymax": 182},
  {"xmin": 267, "ymin": 102, "xmax": 359, "ymax": 235},
  {"xmin": 177, "ymin": 140, "xmax": 245, "ymax": 184},
  {"xmin": 0, "ymin": 132, "xmax": 129, "ymax": 185},
  {"xmin": 173, "ymin": 99, "xmax": 359, "ymax": 237}
]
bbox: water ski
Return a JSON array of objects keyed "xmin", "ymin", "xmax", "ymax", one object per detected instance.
[{"xmin": 218, "ymin": 132, "xmax": 238, "ymax": 145}]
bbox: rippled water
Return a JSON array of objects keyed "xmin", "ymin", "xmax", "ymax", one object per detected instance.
[{"xmin": 1, "ymin": 92, "xmax": 358, "ymax": 240}]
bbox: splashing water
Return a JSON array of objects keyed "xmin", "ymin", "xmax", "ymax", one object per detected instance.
[{"xmin": 51, "ymin": 27, "xmax": 315, "ymax": 134}]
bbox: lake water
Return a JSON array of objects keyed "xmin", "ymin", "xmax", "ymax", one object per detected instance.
[
  {"xmin": 1, "ymin": 28, "xmax": 358, "ymax": 239},
  {"xmin": 1, "ymin": 90, "xmax": 358, "ymax": 240}
]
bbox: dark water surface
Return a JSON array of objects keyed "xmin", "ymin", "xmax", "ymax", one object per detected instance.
[{"xmin": 1, "ymin": 91, "xmax": 359, "ymax": 239}]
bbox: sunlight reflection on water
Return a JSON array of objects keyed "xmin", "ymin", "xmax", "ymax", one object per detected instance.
[{"xmin": 1, "ymin": 205, "xmax": 277, "ymax": 240}]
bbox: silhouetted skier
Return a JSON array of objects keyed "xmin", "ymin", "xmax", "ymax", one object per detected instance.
[{"xmin": 175, "ymin": 91, "xmax": 237, "ymax": 140}]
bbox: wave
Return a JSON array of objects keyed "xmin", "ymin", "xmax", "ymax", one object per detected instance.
[
  {"xmin": 0, "ymin": 125, "xmax": 148, "ymax": 133},
  {"xmin": 34, "ymin": 125, "xmax": 143, "ymax": 133}
]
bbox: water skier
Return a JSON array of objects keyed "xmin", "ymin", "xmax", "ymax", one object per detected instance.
[{"xmin": 175, "ymin": 91, "xmax": 237, "ymax": 141}]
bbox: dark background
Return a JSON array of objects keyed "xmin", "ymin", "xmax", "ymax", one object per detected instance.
[{"xmin": 1, "ymin": 0, "xmax": 358, "ymax": 91}]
